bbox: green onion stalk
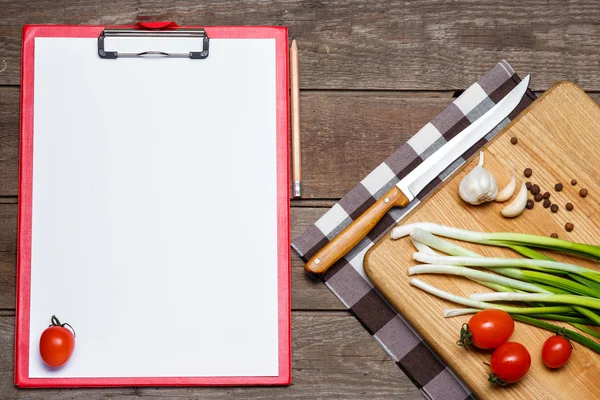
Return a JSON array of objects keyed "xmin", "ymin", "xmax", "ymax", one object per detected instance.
[
  {"xmin": 392, "ymin": 223, "xmax": 600, "ymax": 260},
  {"xmin": 405, "ymin": 227, "xmax": 600, "ymax": 343}
]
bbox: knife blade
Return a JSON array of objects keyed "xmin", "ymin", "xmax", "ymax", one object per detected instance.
[{"xmin": 305, "ymin": 75, "xmax": 530, "ymax": 275}]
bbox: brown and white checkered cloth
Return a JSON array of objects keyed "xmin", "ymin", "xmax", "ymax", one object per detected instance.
[{"xmin": 292, "ymin": 61, "xmax": 536, "ymax": 400}]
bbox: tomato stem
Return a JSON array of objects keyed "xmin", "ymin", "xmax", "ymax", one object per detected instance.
[
  {"xmin": 488, "ymin": 373, "xmax": 508, "ymax": 387},
  {"xmin": 49, "ymin": 315, "xmax": 76, "ymax": 338},
  {"xmin": 556, "ymin": 327, "xmax": 573, "ymax": 349},
  {"xmin": 456, "ymin": 323, "xmax": 473, "ymax": 351},
  {"xmin": 63, "ymin": 322, "xmax": 76, "ymax": 338}
]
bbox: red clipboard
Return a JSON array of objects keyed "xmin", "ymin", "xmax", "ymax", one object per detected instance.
[{"xmin": 16, "ymin": 22, "xmax": 290, "ymax": 388}]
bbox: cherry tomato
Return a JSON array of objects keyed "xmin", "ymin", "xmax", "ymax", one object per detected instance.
[
  {"xmin": 489, "ymin": 342, "xmax": 531, "ymax": 385},
  {"xmin": 542, "ymin": 333, "xmax": 572, "ymax": 369},
  {"xmin": 39, "ymin": 315, "xmax": 75, "ymax": 367},
  {"xmin": 457, "ymin": 309, "xmax": 514, "ymax": 350}
]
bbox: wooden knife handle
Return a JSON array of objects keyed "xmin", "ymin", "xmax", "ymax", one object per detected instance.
[{"xmin": 305, "ymin": 185, "xmax": 410, "ymax": 275}]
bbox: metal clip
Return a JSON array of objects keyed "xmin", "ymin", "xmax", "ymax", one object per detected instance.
[{"xmin": 98, "ymin": 28, "xmax": 210, "ymax": 59}]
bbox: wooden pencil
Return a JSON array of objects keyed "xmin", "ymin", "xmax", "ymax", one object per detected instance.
[{"xmin": 290, "ymin": 38, "xmax": 302, "ymax": 198}]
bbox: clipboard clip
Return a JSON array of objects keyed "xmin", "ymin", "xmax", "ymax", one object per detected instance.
[{"xmin": 98, "ymin": 23, "xmax": 210, "ymax": 59}]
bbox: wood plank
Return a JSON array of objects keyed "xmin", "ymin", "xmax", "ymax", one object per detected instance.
[
  {"xmin": 3, "ymin": 1, "xmax": 600, "ymax": 89},
  {"xmin": 0, "ymin": 313, "xmax": 422, "ymax": 399},
  {"xmin": 0, "ymin": 87, "xmax": 452, "ymax": 197},
  {"xmin": 299, "ymin": 91, "xmax": 451, "ymax": 198},
  {"xmin": 0, "ymin": 203, "xmax": 17, "ymax": 310},
  {"xmin": 364, "ymin": 82, "xmax": 600, "ymax": 399},
  {"xmin": 0, "ymin": 204, "xmax": 345, "ymax": 311},
  {"xmin": 0, "ymin": 88, "xmax": 19, "ymax": 197}
]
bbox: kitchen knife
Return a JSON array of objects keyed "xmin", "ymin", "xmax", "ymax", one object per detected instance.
[{"xmin": 305, "ymin": 75, "xmax": 530, "ymax": 275}]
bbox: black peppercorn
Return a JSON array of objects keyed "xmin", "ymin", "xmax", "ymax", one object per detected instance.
[
  {"xmin": 543, "ymin": 199, "xmax": 551, "ymax": 208},
  {"xmin": 526, "ymin": 199, "xmax": 534, "ymax": 209}
]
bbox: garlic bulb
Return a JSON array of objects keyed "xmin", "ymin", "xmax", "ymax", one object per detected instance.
[{"xmin": 458, "ymin": 152, "xmax": 498, "ymax": 205}]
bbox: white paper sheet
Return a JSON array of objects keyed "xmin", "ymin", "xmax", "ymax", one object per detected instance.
[{"xmin": 29, "ymin": 37, "xmax": 279, "ymax": 378}]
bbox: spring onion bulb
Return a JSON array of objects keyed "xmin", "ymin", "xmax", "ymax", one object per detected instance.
[
  {"xmin": 410, "ymin": 229, "xmax": 481, "ymax": 257},
  {"xmin": 409, "ymin": 237, "xmax": 438, "ymax": 255},
  {"xmin": 444, "ymin": 308, "xmax": 480, "ymax": 317}
]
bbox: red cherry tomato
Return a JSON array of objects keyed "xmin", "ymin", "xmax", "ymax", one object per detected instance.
[
  {"xmin": 458, "ymin": 309, "xmax": 514, "ymax": 350},
  {"xmin": 542, "ymin": 333, "xmax": 572, "ymax": 369},
  {"xmin": 39, "ymin": 315, "xmax": 75, "ymax": 367},
  {"xmin": 489, "ymin": 342, "xmax": 531, "ymax": 385}
]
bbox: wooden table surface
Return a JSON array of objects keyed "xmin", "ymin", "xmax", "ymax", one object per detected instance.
[{"xmin": 2, "ymin": 1, "xmax": 600, "ymax": 398}]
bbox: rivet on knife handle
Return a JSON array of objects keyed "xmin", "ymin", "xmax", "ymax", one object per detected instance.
[{"xmin": 305, "ymin": 186, "xmax": 410, "ymax": 275}]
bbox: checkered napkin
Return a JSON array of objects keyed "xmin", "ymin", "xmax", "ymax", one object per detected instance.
[{"xmin": 292, "ymin": 61, "xmax": 536, "ymax": 400}]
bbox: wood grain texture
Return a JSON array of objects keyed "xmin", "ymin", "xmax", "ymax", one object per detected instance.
[
  {"xmin": 0, "ymin": 314, "xmax": 422, "ymax": 399},
  {"xmin": 0, "ymin": 88, "xmax": 20, "ymax": 197},
  {"xmin": 364, "ymin": 82, "xmax": 600, "ymax": 400},
  {"xmin": 3, "ymin": 1, "xmax": 600, "ymax": 89}
]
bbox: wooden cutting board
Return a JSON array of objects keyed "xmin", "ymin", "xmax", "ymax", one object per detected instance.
[{"xmin": 364, "ymin": 82, "xmax": 600, "ymax": 400}]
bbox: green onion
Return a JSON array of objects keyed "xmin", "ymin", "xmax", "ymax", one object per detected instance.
[
  {"xmin": 410, "ymin": 278, "xmax": 573, "ymax": 315},
  {"xmin": 443, "ymin": 308, "xmax": 598, "ymax": 325},
  {"xmin": 392, "ymin": 223, "xmax": 600, "ymax": 260},
  {"xmin": 409, "ymin": 229, "xmax": 480, "ymax": 257},
  {"xmin": 507, "ymin": 245, "xmax": 600, "ymax": 325},
  {"xmin": 443, "ymin": 308, "xmax": 480, "ymax": 317},
  {"xmin": 408, "ymin": 265, "xmax": 549, "ymax": 293},
  {"xmin": 413, "ymin": 253, "xmax": 600, "ymax": 282},
  {"xmin": 570, "ymin": 274, "xmax": 600, "ymax": 293},
  {"xmin": 409, "ymin": 237, "xmax": 438, "ymax": 255},
  {"xmin": 472, "ymin": 280, "xmax": 518, "ymax": 293},
  {"xmin": 571, "ymin": 323, "xmax": 600, "ymax": 340},
  {"xmin": 406, "ymin": 224, "xmax": 600, "ymax": 341},
  {"xmin": 511, "ymin": 315, "xmax": 600, "ymax": 354},
  {"xmin": 490, "ymin": 268, "xmax": 600, "ymax": 297},
  {"xmin": 470, "ymin": 292, "xmax": 600, "ymax": 311}
]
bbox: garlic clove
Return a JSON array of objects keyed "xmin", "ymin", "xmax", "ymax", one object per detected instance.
[
  {"xmin": 501, "ymin": 182, "xmax": 528, "ymax": 217},
  {"xmin": 495, "ymin": 173, "xmax": 517, "ymax": 202}
]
